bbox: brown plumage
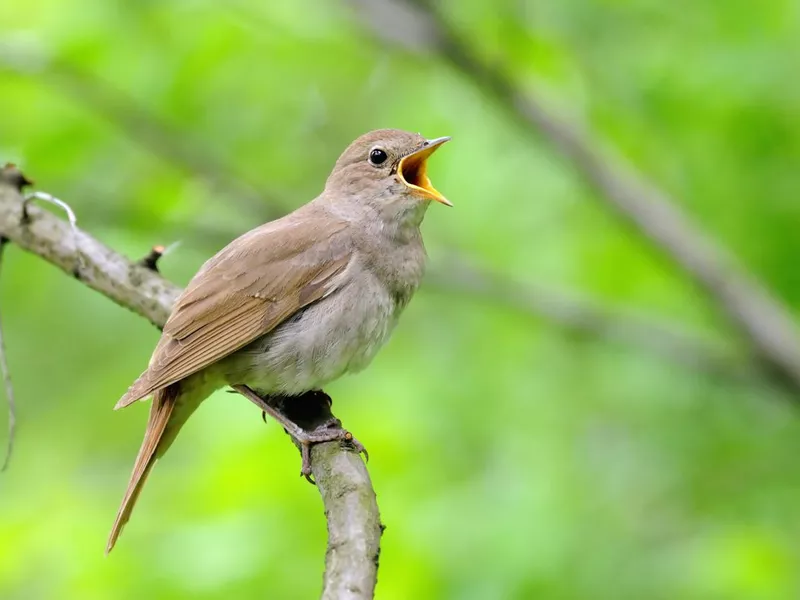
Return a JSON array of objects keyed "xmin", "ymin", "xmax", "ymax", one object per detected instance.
[
  {"xmin": 107, "ymin": 384, "xmax": 178, "ymax": 547},
  {"xmin": 115, "ymin": 216, "xmax": 351, "ymax": 408},
  {"xmin": 107, "ymin": 129, "xmax": 450, "ymax": 553}
]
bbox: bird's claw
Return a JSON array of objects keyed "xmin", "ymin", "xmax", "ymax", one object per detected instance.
[
  {"xmin": 294, "ymin": 428, "xmax": 368, "ymax": 485},
  {"xmin": 344, "ymin": 431, "xmax": 369, "ymax": 463},
  {"xmin": 235, "ymin": 385, "xmax": 367, "ymax": 482},
  {"xmin": 300, "ymin": 443, "xmax": 315, "ymax": 484}
]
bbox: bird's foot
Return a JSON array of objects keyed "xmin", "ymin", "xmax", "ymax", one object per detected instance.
[
  {"xmin": 294, "ymin": 422, "xmax": 368, "ymax": 483},
  {"xmin": 231, "ymin": 384, "xmax": 367, "ymax": 484}
]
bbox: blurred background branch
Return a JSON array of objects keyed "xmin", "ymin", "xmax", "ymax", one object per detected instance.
[
  {"xmin": 426, "ymin": 257, "xmax": 764, "ymax": 384},
  {"xmin": 350, "ymin": 0, "xmax": 800, "ymax": 394}
]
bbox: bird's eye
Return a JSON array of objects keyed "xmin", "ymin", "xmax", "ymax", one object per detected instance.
[{"xmin": 368, "ymin": 148, "xmax": 388, "ymax": 166}]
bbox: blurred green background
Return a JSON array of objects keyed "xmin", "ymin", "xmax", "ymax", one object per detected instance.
[{"xmin": 1, "ymin": 0, "xmax": 800, "ymax": 598}]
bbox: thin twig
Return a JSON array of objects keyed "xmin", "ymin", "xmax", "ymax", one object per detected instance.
[
  {"xmin": 136, "ymin": 241, "xmax": 180, "ymax": 273},
  {"xmin": 0, "ymin": 239, "xmax": 16, "ymax": 471}
]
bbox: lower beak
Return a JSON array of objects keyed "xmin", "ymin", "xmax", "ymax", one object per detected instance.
[{"xmin": 397, "ymin": 136, "xmax": 452, "ymax": 206}]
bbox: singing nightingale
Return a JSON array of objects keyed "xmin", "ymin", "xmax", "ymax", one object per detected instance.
[{"xmin": 106, "ymin": 129, "xmax": 450, "ymax": 553}]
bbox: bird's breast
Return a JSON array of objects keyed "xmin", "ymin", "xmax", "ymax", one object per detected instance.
[{"xmin": 222, "ymin": 264, "xmax": 404, "ymax": 396}]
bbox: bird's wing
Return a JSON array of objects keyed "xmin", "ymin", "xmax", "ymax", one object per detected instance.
[{"xmin": 115, "ymin": 213, "xmax": 352, "ymax": 408}]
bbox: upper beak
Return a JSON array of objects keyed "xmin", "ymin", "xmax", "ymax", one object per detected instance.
[{"xmin": 398, "ymin": 136, "xmax": 452, "ymax": 206}]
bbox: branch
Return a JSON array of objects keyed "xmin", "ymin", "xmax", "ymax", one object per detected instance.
[
  {"xmin": 0, "ymin": 166, "xmax": 381, "ymax": 598},
  {"xmin": 352, "ymin": 0, "xmax": 800, "ymax": 393}
]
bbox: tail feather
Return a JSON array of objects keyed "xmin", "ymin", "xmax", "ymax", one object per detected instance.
[
  {"xmin": 114, "ymin": 372, "xmax": 155, "ymax": 410},
  {"xmin": 106, "ymin": 385, "xmax": 178, "ymax": 554}
]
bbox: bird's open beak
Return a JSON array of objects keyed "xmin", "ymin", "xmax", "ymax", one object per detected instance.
[{"xmin": 398, "ymin": 136, "xmax": 452, "ymax": 206}]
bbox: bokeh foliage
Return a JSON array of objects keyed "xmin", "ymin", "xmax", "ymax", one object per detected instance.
[{"xmin": 1, "ymin": 0, "xmax": 799, "ymax": 598}]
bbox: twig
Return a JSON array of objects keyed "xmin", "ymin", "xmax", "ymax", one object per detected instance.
[
  {"xmin": 0, "ymin": 239, "xmax": 16, "ymax": 471},
  {"xmin": 0, "ymin": 169, "xmax": 381, "ymax": 596},
  {"xmin": 353, "ymin": 0, "xmax": 800, "ymax": 393},
  {"xmin": 137, "ymin": 245, "xmax": 166, "ymax": 272},
  {"xmin": 136, "ymin": 241, "xmax": 180, "ymax": 273}
]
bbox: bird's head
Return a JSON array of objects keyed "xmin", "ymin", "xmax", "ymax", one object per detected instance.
[{"xmin": 324, "ymin": 129, "xmax": 451, "ymax": 225}]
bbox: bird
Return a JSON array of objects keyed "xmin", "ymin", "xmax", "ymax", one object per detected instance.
[{"xmin": 106, "ymin": 129, "xmax": 451, "ymax": 553}]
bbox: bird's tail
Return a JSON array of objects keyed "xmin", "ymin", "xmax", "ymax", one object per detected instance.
[{"xmin": 106, "ymin": 384, "xmax": 180, "ymax": 554}]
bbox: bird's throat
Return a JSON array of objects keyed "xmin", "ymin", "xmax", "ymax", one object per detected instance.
[{"xmin": 379, "ymin": 195, "xmax": 429, "ymax": 241}]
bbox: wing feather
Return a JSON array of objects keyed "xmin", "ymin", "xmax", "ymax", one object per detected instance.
[{"xmin": 116, "ymin": 213, "xmax": 352, "ymax": 408}]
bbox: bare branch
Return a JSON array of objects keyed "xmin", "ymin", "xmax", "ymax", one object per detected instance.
[
  {"xmin": 315, "ymin": 441, "xmax": 382, "ymax": 599},
  {"xmin": 353, "ymin": 0, "xmax": 800, "ymax": 391},
  {"xmin": 0, "ymin": 169, "xmax": 381, "ymax": 596}
]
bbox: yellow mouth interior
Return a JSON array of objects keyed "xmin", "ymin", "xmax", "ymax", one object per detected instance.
[{"xmin": 398, "ymin": 148, "xmax": 450, "ymax": 206}]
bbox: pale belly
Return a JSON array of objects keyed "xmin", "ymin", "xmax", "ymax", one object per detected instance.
[{"xmin": 218, "ymin": 276, "xmax": 399, "ymax": 396}]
